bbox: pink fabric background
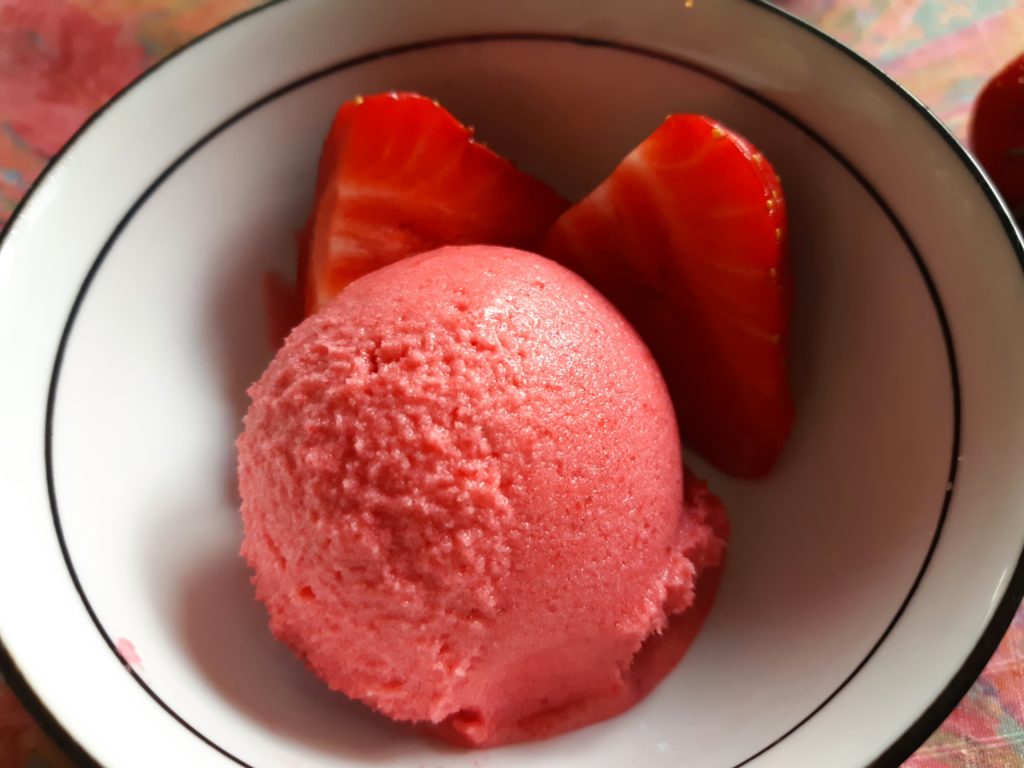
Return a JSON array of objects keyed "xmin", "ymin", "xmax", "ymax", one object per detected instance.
[{"xmin": 1, "ymin": 1, "xmax": 1023, "ymax": 766}]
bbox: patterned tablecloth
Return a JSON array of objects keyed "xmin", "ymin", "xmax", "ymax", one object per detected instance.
[{"xmin": 1, "ymin": 1, "xmax": 1023, "ymax": 766}]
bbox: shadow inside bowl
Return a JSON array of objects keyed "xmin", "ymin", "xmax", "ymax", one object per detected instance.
[{"xmin": 177, "ymin": 540, "xmax": 457, "ymax": 762}]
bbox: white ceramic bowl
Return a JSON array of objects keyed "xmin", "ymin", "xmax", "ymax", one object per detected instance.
[{"xmin": 2, "ymin": 1, "xmax": 1024, "ymax": 766}]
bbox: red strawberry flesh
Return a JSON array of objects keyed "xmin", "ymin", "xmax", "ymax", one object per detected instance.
[
  {"xmin": 543, "ymin": 114, "xmax": 793, "ymax": 478},
  {"xmin": 301, "ymin": 92, "xmax": 569, "ymax": 314}
]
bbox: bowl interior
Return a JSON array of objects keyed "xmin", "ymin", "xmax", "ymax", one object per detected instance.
[{"xmin": 47, "ymin": 35, "xmax": 954, "ymax": 768}]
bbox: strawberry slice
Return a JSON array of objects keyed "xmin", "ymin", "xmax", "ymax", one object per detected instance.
[
  {"xmin": 542, "ymin": 115, "xmax": 793, "ymax": 478},
  {"xmin": 301, "ymin": 92, "xmax": 569, "ymax": 315},
  {"xmin": 969, "ymin": 52, "xmax": 1024, "ymax": 221}
]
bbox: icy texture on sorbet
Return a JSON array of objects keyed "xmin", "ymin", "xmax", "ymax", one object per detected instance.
[{"xmin": 238, "ymin": 245, "xmax": 727, "ymax": 746}]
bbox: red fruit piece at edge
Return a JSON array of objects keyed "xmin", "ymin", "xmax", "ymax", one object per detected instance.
[{"xmin": 969, "ymin": 52, "xmax": 1024, "ymax": 220}]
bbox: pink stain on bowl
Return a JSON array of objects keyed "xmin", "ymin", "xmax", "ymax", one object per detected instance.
[{"xmin": 115, "ymin": 638, "xmax": 143, "ymax": 672}]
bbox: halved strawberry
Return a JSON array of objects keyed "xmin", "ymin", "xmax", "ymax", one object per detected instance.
[
  {"xmin": 542, "ymin": 115, "xmax": 793, "ymax": 478},
  {"xmin": 301, "ymin": 92, "xmax": 569, "ymax": 315}
]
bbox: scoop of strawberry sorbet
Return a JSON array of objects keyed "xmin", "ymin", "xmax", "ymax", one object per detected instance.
[{"xmin": 237, "ymin": 245, "xmax": 728, "ymax": 747}]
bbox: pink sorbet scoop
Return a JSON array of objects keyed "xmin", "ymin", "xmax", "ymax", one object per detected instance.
[{"xmin": 237, "ymin": 245, "xmax": 728, "ymax": 747}]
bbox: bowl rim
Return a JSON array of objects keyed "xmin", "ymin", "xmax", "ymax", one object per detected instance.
[{"xmin": 0, "ymin": 2, "xmax": 1022, "ymax": 767}]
